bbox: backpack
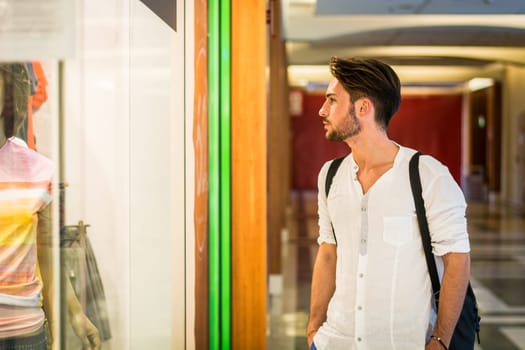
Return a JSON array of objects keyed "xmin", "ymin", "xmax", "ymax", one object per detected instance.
[{"xmin": 324, "ymin": 153, "xmax": 481, "ymax": 349}]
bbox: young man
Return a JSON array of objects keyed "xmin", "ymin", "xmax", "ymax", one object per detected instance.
[{"xmin": 306, "ymin": 57, "xmax": 471, "ymax": 350}]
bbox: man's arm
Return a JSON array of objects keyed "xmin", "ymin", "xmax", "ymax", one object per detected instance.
[
  {"xmin": 306, "ymin": 243, "xmax": 337, "ymax": 347},
  {"xmin": 426, "ymin": 252, "xmax": 470, "ymax": 349}
]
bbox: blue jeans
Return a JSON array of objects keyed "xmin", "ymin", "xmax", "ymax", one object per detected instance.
[
  {"xmin": 310, "ymin": 342, "xmax": 317, "ymax": 350},
  {"xmin": 0, "ymin": 324, "xmax": 48, "ymax": 350}
]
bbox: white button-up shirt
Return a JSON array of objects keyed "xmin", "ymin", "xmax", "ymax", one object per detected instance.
[{"xmin": 313, "ymin": 145, "xmax": 470, "ymax": 350}]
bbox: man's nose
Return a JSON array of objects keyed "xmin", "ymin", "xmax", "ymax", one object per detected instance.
[{"xmin": 319, "ymin": 101, "xmax": 328, "ymax": 117}]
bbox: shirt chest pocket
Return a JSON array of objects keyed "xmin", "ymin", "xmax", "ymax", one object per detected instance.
[{"xmin": 383, "ymin": 215, "xmax": 417, "ymax": 246}]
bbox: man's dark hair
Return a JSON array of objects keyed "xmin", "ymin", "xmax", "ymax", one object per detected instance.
[
  {"xmin": 0, "ymin": 64, "xmax": 31, "ymax": 138},
  {"xmin": 329, "ymin": 56, "xmax": 401, "ymax": 130}
]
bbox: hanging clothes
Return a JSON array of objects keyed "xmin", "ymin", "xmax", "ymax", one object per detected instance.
[
  {"xmin": 60, "ymin": 222, "xmax": 112, "ymax": 344},
  {"xmin": 16, "ymin": 61, "xmax": 48, "ymax": 150}
]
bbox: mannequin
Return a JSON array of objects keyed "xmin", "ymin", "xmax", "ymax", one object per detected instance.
[{"xmin": 0, "ymin": 63, "xmax": 100, "ymax": 349}]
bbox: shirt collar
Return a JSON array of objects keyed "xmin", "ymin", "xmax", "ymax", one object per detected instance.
[{"xmin": 349, "ymin": 142, "xmax": 406, "ymax": 175}]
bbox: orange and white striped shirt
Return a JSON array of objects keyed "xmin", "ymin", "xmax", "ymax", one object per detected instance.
[{"xmin": 0, "ymin": 138, "xmax": 53, "ymax": 337}]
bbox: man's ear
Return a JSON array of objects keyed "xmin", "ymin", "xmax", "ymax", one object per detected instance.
[{"xmin": 358, "ymin": 99, "xmax": 370, "ymax": 115}]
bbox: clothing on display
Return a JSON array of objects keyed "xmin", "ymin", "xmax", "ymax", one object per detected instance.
[
  {"xmin": 15, "ymin": 61, "xmax": 48, "ymax": 150},
  {"xmin": 0, "ymin": 138, "xmax": 53, "ymax": 338},
  {"xmin": 60, "ymin": 221, "xmax": 112, "ymax": 343}
]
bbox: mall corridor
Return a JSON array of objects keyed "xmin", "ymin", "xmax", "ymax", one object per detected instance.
[{"xmin": 267, "ymin": 191, "xmax": 525, "ymax": 350}]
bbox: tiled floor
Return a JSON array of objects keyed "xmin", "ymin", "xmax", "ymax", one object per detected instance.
[{"xmin": 267, "ymin": 191, "xmax": 525, "ymax": 349}]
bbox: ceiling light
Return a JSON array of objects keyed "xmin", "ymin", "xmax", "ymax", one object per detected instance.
[
  {"xmin": 467, "ymin": 78, "xmax": 494, "ymax": 91},
  {"xmin": 290, "ymin": 0, "xmax": 316, "ymax": 4}
]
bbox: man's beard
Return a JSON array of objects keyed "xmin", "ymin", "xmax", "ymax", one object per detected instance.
[{"xmin": 326, "ymin": 104, "xmax": 361, "ymax": 142}]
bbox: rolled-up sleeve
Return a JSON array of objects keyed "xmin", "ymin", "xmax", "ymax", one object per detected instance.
[
  {"xmin": 317, "ymin": 161, "xmax": 337, "ymax": 245},
  {"xmin": 421, "ymin": 159, "xmax": 470, "ymax": 256}
]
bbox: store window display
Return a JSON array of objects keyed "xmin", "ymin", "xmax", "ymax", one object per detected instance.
[{"xmin": 0, "ymin": 63, "xmax": 100, "ymax": 349}]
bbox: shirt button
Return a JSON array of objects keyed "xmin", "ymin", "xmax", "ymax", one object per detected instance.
[
  {"xmin": 361, "ymin": 239, "xmax": 367, "ymax": 243},
  {"xmin": 361, "ymin": 207, "xmax": 366, "ymax": 212},
  {"xmin": 357, "ymin": 337, "xmax": 362, "ymax": 342},
  {"xmin": 359, "ymin": 273, "xmax": 364, "ymax": 278},
  {"xmin": 357, "ymin": 306, "xmax": 363, "ymax": 310}
]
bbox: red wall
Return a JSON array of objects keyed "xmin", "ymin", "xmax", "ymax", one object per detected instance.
[
  {"xmin": 291, "ymin": 92, "xmax": 463, "ymax": 189},
  {"xmin": 291, "ymin": 93, "xmax": 349, "ymax": 190},
  {"xmin": 389, "ymin": 95, "xmax": 462, "ymax": 184}
]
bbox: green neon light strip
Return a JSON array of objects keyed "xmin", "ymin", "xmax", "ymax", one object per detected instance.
[
  {"xmin": 208, "ymin": 0, "xmax": 220, "ymax": 348},
  {"xmin": 219, "ymin": 0, "xmax": 231, "ymax": 348},
  {"xmin": 209, "ymin": 1, "xmax": 231, "ymax": 349}
]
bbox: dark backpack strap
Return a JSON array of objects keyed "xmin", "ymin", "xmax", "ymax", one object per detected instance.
[
  {"xmin": 324, "ymin": 156, "xmax": 347, "ymax": 245},
  {"xmin": 409, "ymin": 152, "xmax": 442, "ymax": 307},
  {"xmin": 325, "ymin": 156, "xmax": 346, "ymax": 198}
]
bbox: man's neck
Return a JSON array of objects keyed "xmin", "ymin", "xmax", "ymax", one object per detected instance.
[{"xmin": 346, "ymin": 132, "xmax": 398, "ymax": 170}]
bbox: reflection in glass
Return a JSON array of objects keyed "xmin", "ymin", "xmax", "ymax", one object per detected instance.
[{"xmin": 0, "ymin": 62, "xmax": 101, "ymax": 349}]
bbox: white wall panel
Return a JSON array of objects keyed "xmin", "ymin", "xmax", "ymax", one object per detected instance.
[
  {"xmin": 129, "ymin": 0, "xmax": 187, "ymax": 348},
  {"xmin": 184, "ymin": 0, "xmax": 196, "ymax": 348},
  {"xmin": 61, "ymin": 0, "xmax": 191, "ymax": 348},
  {"xmin": 63, "ymin": 0, "xmax": 131, "ymax": 348}
]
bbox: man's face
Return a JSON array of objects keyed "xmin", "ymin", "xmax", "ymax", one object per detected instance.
[{"xmin": 318, "ymin": 77, "xmax": 361, "ymax": 142}]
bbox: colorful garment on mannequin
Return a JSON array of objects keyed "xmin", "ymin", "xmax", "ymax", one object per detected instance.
[{"xmin": 0, "ymin": 138, "xmax": 53, "ymax": 337}]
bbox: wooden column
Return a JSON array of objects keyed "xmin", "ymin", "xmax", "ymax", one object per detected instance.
[
  {"xmin": 268, "ymin": 0, "xmax": 291, "ymax": 276},
  {"xmin": 193, "ymin": 0, "xmax": 209, "ymax": 347},
  {"xmin": 231, "ymin": 0, "xmax": 267, "ymax": 349},
  {"xmin": 486, "ymin": 82, "xmax": 502, "ymax": 193}
]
